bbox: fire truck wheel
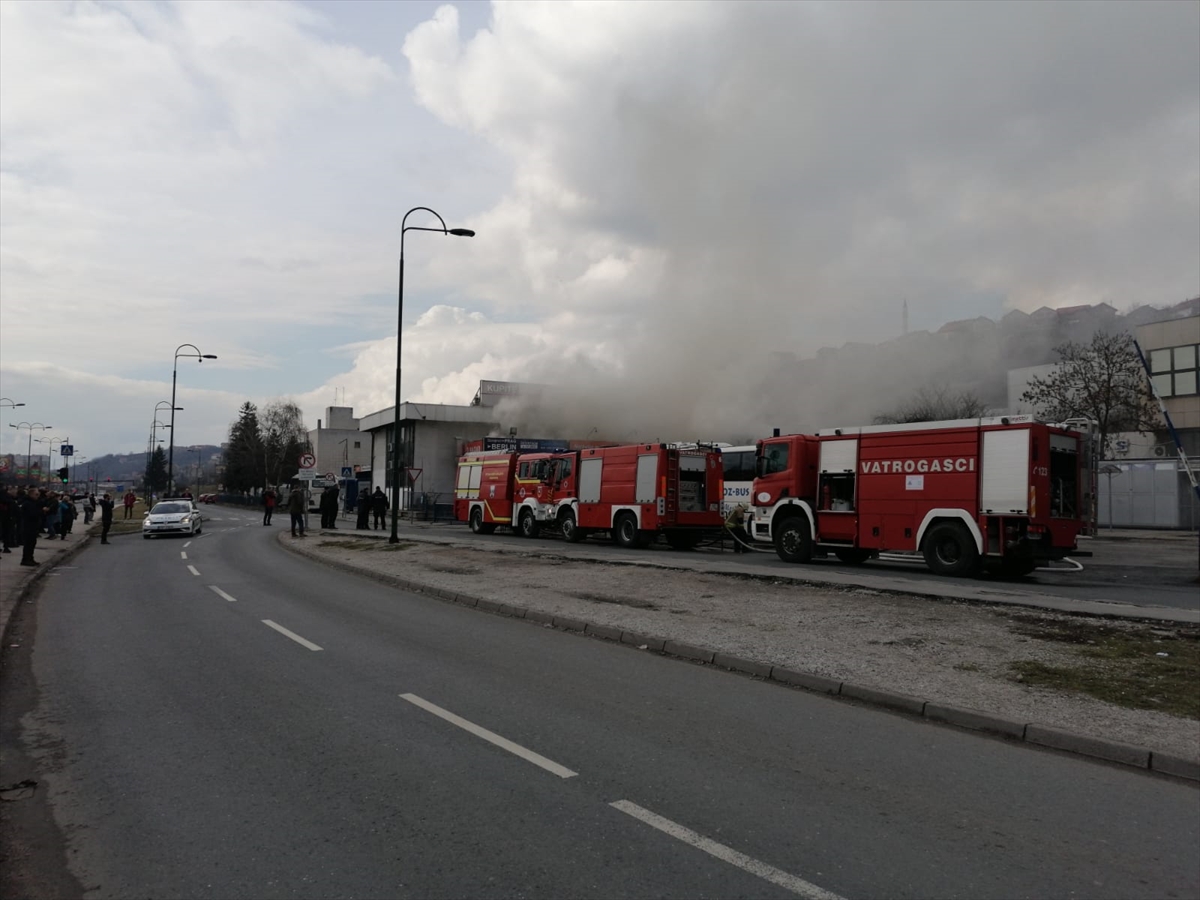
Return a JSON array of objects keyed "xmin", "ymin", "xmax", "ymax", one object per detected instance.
[
  {"xmin": 613, "ymin": 512, "xmax": 640, "ymax": 549},
  {"xmin": 518, "ymin": 508, "xmax": 541, "ymax": 539},
  {"xmin": 774, "ymin": 517, "xmax": 813, "ymax": 563},
  {"xmin": 922, "ymin": 522, "xmax": 980, "ymax": 577},
  {"xmin": 559, "ymin": 509, "xmax": 582, "ymax": 543},
  {"xmin": 469, "ymin": 507, "xmax": 496, "ymax": 535}
]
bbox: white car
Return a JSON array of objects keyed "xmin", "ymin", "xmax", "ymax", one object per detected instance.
[{"xmin": 143, "ymin": 500, "xmax": 203, "ymax": 539}]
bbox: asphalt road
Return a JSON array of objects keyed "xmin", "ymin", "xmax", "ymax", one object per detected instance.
[{"xmin": 2, "ymin": 508, "xmax": 1197, "ymax": 899}]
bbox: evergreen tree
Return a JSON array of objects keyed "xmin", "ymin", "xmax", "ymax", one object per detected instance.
[
  {"xmin": 145, "ymin": 446, "xmax": 169, "ymax": 494},
  {"xmin": 222, "ymin": 403, "xmax": 262, "ymax": 492}
]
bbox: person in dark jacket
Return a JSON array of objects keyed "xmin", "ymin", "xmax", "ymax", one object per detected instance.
[
  {"xmin": 0, "ymin": 485, "xmax": 17, "ymax": 554},
  {"xmin": 319, "ymin": 485, "xmax": 339, "ymax": 529},
  {"xmin": 262, "ymin": 489, "xmax": 276, "ymax": 526},
  {"xmin": 287, "ymin": 486, "xmax": 306, "ymax": 537},
  {"xmin": 370, "ymin": 487, "xmax": 389, "ymax": 530},
  {"xmin": 356, "ymin": 489, "xmax": 371, "ymax": 530},
  {"xmin": 43, "ymin": 491, "xmax": 61, "ymax": 539},
  {"xmin": 98, "ymin": 492, "xmax": 115, "ymax": 544},
  {"xmin": 19, "ymin": 488, "xmax": 46, "ymax": 565},
  {"xmin": 60, "ymin": 495, "xmax": 76, "ymax": 538}
]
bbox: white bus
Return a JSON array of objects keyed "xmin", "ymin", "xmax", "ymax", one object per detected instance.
[{"xmin": 719, "ymin": 445, "xmax": 756, "ymax": 517}]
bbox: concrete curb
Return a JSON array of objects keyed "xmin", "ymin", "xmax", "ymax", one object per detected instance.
[{"xmin": 280, "ymin": 533, "xmax": 1200, "ymax": 783}]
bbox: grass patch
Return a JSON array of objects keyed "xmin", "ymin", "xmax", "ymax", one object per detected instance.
[{"xmin": 1006, "ymin": 616, "xmax": 1200, "ymax": 719}]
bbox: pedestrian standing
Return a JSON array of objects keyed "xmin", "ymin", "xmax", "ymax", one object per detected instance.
[
  {"xmin": 98, "ymin": 493, "xmax": 115, "ymax": 544},
  {"xmin": 262, "ymin": 489, "xmax": 276, "ymax": 526},
  {"xmin": 356, "ymin": 490, "xmax": 371, "ymax": 530},
  {"xmin": 18, "ymin": 488, "xmax": 45, "ymax": 566},
  {"xmin": 59, "ymin": 495, "xmax": 76, "ymax": 538},
  {"xmin": 0, "ymin": 486, "xmax": 17, "ymax": 554},
  {"xmin": 43, "ymin": 491, "xmax": 61, "ymax": 539},
  {"xmin": 371, "ymin": 487, "xmax": 389, "ymax": 530},
  {"xmin": 122, "ymin": 490, "xmax": 137, "ymax": 519},
  {"xmin": 83, "ymin": 493, "xmax": 96, "ymax": 524},
  {"xmin": 319, "ymin": 485, "xmax": 339, "ymax": 529},
  {"xmin": 287, "ymin": 486, "xmax": 306, "ymax": 537}
]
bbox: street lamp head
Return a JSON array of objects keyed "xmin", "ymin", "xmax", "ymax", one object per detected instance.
[
  {"xmin": 201, "ymin": 354, "xmax": 217, "ymax": 360},
  {"xmin": 448, "ymin": 228, "xmax": 475, "ymax": 237}
]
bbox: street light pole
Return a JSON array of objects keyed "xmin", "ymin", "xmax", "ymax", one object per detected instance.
[
  {"xmin": 152, "ymin": 401, "xmax": 179, "ymax": 503},
  {"xmin": 389, "ymin": 207, "xmax": 475, "ymax": 544},
  {"xmin": 35, "ymin": 435, "xmax": 66, "ymax": 484},
  {"xmin": 9, "ymin": 423, "xmax": 52, "ymax": 481},
  {"xmin": 168, "ymin": 344, "xmax": 217, "ymax": 497}
]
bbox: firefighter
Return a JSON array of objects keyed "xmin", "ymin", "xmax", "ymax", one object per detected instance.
[{"xmin": 725, "ymin": 502, "xmax": 749, "ymax": 553}]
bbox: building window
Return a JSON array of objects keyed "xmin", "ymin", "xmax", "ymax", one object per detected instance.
[
  {"xmin": 1150, "ymin": 343, "xmax": 1199, "ymax": 398},
  {"xmin": 354, "ymin": 441, "xmax": 361, "ymax": 449}
]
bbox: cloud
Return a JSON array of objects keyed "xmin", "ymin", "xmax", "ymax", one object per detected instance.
[
  {"xmin": 396, "ymin": 0, "xmax": 1199, "ymax": 438},
  {"xmin": 2, "ymin": 1, "xmax": 1196, "ymax": 459}
]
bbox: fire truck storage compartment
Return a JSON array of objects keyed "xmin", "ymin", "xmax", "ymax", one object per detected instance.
[
  {"xmin": 1049, "ymin": 432, "xmax": 1080, "ymax": 518},
  {"xmin": 818, "ymin": 439, "xmax": 857, "ymax": 511},
  {"xmin": 636, "ymin": 454, "xmax": 658, "ymax": 503},
  {"xmin": 579, "ymin": 457, "xmax": 603, "ymax": 503},
  {"xmin": 677, "ymin": 453, "xmax": 708, "ymax": 512},
  {"xmin": 981, "ymin": 429, "xmax": 1029, "ymax": 514}
]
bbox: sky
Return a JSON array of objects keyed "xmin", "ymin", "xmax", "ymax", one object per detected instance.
[{"xmin": 1, "ymin": 0, "xmax": 1197, "ymax": 460}]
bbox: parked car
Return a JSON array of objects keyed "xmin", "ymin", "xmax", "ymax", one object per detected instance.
[
  {"xmin": 199, "ymin": 493, "xmax": 215, "ymax": 503},
  {"xmin": 143, "ymin": 500, "xmax": 203, "ymax": 539}
]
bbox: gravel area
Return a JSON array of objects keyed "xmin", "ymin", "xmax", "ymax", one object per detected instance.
[{"xmin": 294, "ymin": 532, "xmax": 1200, "ymax": 762}]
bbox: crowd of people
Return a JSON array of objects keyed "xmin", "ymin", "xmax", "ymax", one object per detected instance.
[
  {"xmin": 0, "ymin": 487, "xmax": 116, "ymax": 567},
  {"xmin": 262, "ymin": 483, "xmax": 392, "ymax": 537}
]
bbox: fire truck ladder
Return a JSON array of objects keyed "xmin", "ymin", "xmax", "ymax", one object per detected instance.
[
  {"xmin": 664, "ymin": 452, "xmax": 679, "ymax": 519},
  {"xmin": 1133, "ymin": 339, "xmax": 1199, "ymax": 502}
]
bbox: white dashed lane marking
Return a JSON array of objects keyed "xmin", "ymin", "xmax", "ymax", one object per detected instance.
[
  {"xmin": 262, "ymin": 620, "xmax": 323, "ymax": 651},
  {"xmin": 181, "ymin": 551, "xmax": 188, "ymax": 560},
  {"xmin": 610, "ymin": 800, "xmax": 845, "ymax": 900},
  {"xmin": 187, "ymin": 565, "xmax": 200, "ymax": 576},
  {"xmin": 400, "ymin": 693, "xmax": 577, "ymax": 779},
  {"xmin": 209, "ymin": 586, "xmax": 237, "ymax": 602}
]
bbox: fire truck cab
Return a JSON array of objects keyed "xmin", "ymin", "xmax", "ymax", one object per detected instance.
[{"xmin": 746, "ymin": 416, "xmax": 1085, "ymax": 577}]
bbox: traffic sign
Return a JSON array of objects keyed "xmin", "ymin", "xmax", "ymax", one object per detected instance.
[
  {"xmin": 299, "ymin": 452, "xmax": 316, "ymax": 469},
  {"xmin": 407, "ymin": 467, "xmax": 422, "ymax": 486},
  {"xmin": 341, "ymin": 466, "xmax": 353, "ymax": 479},
  {"xmin": 324, "ymin": 472, "xmax": 336, "ymax": 483},
  {"xmin": 60, "ymin": 444, "xmax": 74, "ymax": 457}
]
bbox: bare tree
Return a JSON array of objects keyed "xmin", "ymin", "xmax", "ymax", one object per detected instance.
[
  {"xmin": 874, "ymin": 386, "xmax": 991, "ymax": 425},
  {"xmin": 1019, "ymin": 331, "xmax": 1160, "ymax": 456},
  {"xmin": 260, "ymin": 400, "xmax": 309, "ymax": 487}
]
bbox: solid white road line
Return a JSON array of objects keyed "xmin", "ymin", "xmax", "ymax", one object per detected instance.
[
  {"xmin": 209, "ymin": 586, "xmax": 238, "ymax": 602},
  {"xmin": 262, "ymin": 619, "xmax": 323, "ymax": 651},
  {"xmin": 181, "ymin": 552, "xmax": 188, "ymax": 560},
  {"xmin": 400, "ymin": 693, "xmax": 578, "ymax": 779},
  {"xmin": 187, "ymin": 565, "xmax": 200, "ymax": 576},
  {"xmin": 609, "ymin": 800, "xmax": 845, "ymax": 900}
]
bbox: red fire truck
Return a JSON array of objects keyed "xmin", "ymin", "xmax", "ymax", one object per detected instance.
[
  {"xmin": 454, "ymin": 443, "xmax": 725, "ymax": 549},
  {"xmin": 745, "ymin": 415, "xmax": 1087, "ymax": 576}
]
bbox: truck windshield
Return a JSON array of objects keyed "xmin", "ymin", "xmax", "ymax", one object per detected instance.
[{"xmin": 759, "ymin": 443, "xmax": 789, "ymax": 475}]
